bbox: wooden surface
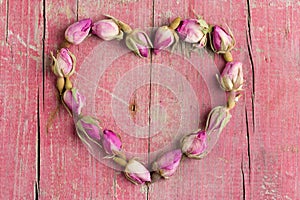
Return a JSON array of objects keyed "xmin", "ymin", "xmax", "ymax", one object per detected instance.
[{"xmin": 1, "ymin": 0, "xmax": 300, "ymax": 199}]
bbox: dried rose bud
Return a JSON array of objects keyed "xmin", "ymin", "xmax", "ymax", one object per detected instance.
[
  {"xmin": 51, "ymin": 48, "xmax": 76, "ymax": 78},
  {"xmin": 102, "ymin": 129, "xmax": 122, "ymax": 155},
  {"xmin": 124, "ymin": 159, "xmax": 151, "ymax": 185},
  {"xmin": 153, "ymin": 26, "xmax": 178, "ymax": 54},
  {"xmin": 210, "ymin": 25, "xmax": 235, "ymax": 54},
  {"xmin": 76, "ymin": 115, "xmax": 102, "ymax": 141},
  {"xmin": 181, "ymin": 130, "xmax": 207, "ymax": 159},
  {"xmin": 152, "ymin": 149, "xmax": 182, "ymax": 179},
  {"xmin": 92, "ymin": 19, "xmax": 123, "ymax": 41},
  {"xmin": 176, "ymin": 18, "xmax": 210, "ymax": 48},
  {"xmin": 65, "ymin": 18, "xmax": 92, "ymax": 45},
  {"xmin": 62, "ymin": 88, "xmax": 86, "ymax": 116},
  {"xmin": 217, "ymin": 61, "xmax": 243, "ymax": 92},
  {"xmin": 125, "ymin": 29, "xmax": 153, "ymax": 57},
  {"xmin": 205, "ymin": 106, "xmax": 231, "ymax": 135}
]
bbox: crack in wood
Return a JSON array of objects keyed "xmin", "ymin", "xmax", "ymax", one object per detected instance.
[
  {"xmin": 42, "ymin": 0, "xmax": 46, "ymax": 107},
  {"xmin": 241, "ymin": 159, "xmax": 246, "ymax": 200},
  {"xmin": 246, "ymin": 0, "xmax": 252, "ymax": 48},
  {"xmin": 245, "ymin": 107, "xmax": 251, "ymax": 174},
  {"xmin": 246, "ymin": 0, "xmax": 256, "ymax": 133},
  {"xmin": 76, "ymin": 0, "xmax": 79, "ymax": 21},
  {"xmin": 35, "ymin": 0, "xmax": 46, "ymax": 199},
  {"xmin": 35, "ymin": 89, "xmax": 41, "ymax": 200},
  {"xmin": 244, "ymin": 2, "xmax": 254, "ymax": 198},
  {"xmin": 34, "ymin": 181, "xmax": 39, "ymax": 200},
  {"xmin": 5, "ymin": 0, "xmax": 9, "ymax": 42}
]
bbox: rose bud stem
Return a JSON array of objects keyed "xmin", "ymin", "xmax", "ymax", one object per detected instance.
[
  {"xmin": 56, "ymin": 77, "xmax": 65, "ymax": 95},
  {"xmin": 105, "ymin": 14, "xmax": 132, "ymax": 33},
  {"xmin": 223, "ymin": 51, "xmax": 233, "ymax": 62},
  {"xmin": 59, "ymin": 40, "xmax": 72, "ymax": 49},
  {"xmin": 169, "ymin": 17, "xmax": 181, "ymax": 30},
  {"xmin": 150, "ymin": 172, "xmax": 162, "ymax": 183},
  {"xmin": 227, "ymin": 91, "xmax": 242, "ymax": 110},
  {"xmin": 227, "ymin": 94, "xmax": 236, "ymax": 110},
  {"xmin": 118, "ymin": 21, "xmax": 132, "ymax": 34},
  {"xmin": 115, "ymin": 150, "xmax": 127, "ymax": 160},
  {"xmin": 65, "ymin": 76, "xmax": 72, "ymax": 90},
  {"xmin": 113, "ymin": 156, "xmax": 128, "ymax": 167}
]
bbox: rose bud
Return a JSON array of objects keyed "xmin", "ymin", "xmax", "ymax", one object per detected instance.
[
  {"xmin": 65, "ymin": 18, "xmax": 92, "ymax": 45},
  {"xmin": 153, "ymin": 17, "xmax": 181, "ymax": 54},
  {"xmin": 92, "ymin": 19, "xmax": 123, "ymax": 41},
  {"xmin": 181, "ymin": 130, "xmax": 207, "ymax": 159},
  {"xmin": 176, "ymin": 18, "xmax": 210, "ymax": 48},
  {"xmin": 124, "ymin": 159, "xmax": 151, "ymax": 185},
  {"xmin": 102, "ymin": 129, "xmax": 122, "ymax": 155},
  {"xmin": 76, "ymin": 115, "xmax": 102, "ymax": 141},
  {"xmin": 152, "ymin": 149, "xmax": 182, "ymax": 179},
  {"xmin": 210, "ymin": 25, "xmax": 235, "ymax": 54},
  {"xmin": 205, "ymin": 106, "xmax": 231, "ymax": 135},
  {"xmin": 62, "ymin": 88, "xmax": 86, "ymax": 116},
  {"xmin": 101, "ymin": 15, "xmax": 152, "ymax": 57},
  {"xmin": 153, "ymin": 26, "xmax": 178, "ymax": 54},
  {"xmin": 51, "ymin": 48, "xmax": 76, "ymax": 94},
  {"xmin": 51, "ymin": 48, "xmax": 76, "ymax": 78},
  {"xmin": 125, "ymin": 29, "xmax": 153, "ymax": 57},
  {"xmin": 217, "ymin": 61, "xmax": 243, "ymax": 92}
]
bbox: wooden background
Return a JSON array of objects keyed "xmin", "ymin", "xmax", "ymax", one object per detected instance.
[{"xmin": 1, "ymin": 0, "xmax": 300, "ymax": 199}]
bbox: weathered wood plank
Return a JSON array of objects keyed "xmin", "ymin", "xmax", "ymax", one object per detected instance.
[
  {"xmin": 149, "ymin": 1, "xmax": 250, "ymax": 199},
  {"xmin": 248, "ymin": 1, "xmax": 300, "ymax": 199},
  {"xmin": 0, "ymin": 0, "xmax": 43, "ymax": 199},
  {"xmin": 40, "ymin": 0, "xmax": 154, "ymax": 199},
  {"xmin": 39, "ymin": 1, "xmax": 116, "ymax": 199}
]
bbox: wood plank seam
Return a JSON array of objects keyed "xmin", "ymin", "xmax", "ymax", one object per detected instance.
[
  {"xmin": 246, "ymin": 0, "xmax": 254, "ymax": 199},
  {"xmin": 37, "ymin": 0, "xmax": 47, "ymax": 199},
  {"xmin": 246, "ymin": 1, "xmax": 256, "ymax": 199},
  {"xmin": 246, "ymin": 0, "xmax": 255, "ymax": 130}
]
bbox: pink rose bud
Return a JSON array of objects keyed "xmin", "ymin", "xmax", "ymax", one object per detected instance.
[
  {"xmin": 92, "ymin": 19, "xmax": 123, "ymax": 41},
  {"xmin": 153, "ymin": 26, "xmax": 178, "ymax": 54},
  {"xmin": 76, "ymin": 116, "xmax": 102, "ymax": 141},
  {"xmin": 210, "ymin": 25, "xmax": 235, "ymax": 53},
  {"xmin": 152, "ymin": 149, "xmax": 182, "ymax": 178},
  {"xmin": 217, "ymin": 61, "xmax": 243, "ymax": 92},
  {"xmin": 181, "ymin": 130, "xmax": 207, "ymax": 159},
  {"xmin": 62, "ymin": 88, "xmax": 85, "ymax": 116},
  {"xmin": 124, "ymin": 159, "xmax": 151, "ymax": 185},
  {"xmin": 125, "ymin": 29, "xmax": 153, "ymax": 57},
  {"xmin": 51, "ymin": 48, "xmax": 76, "ymax": 78},
  {"xmin": 65, "ymin": 18, "xmax": 92, "ymax": 45},
  {"xmin": 176, "ymin": 18, "xmax": 209, "ymax": 48},
  {"xmin": 205, "ymin": 106, "xmax": 231, "ymax": 135},
  {"xmin": 102, "ymin": 129, "xmax": 122, "ymax": 155}
]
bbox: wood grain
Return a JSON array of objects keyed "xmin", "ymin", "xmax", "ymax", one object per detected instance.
[{"xmin": 1, "ymin": 0, "xmax": 299, "ymax": 199}]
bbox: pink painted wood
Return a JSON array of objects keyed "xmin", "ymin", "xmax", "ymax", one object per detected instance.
[{"xmin": 1, "ymin": 0, "xmax": 299, "ymax": 199}]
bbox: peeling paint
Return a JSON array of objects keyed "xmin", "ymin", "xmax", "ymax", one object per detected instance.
[{"xmin": 7, "ymin": 30, "xmax": 38, "ymax": 51}]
